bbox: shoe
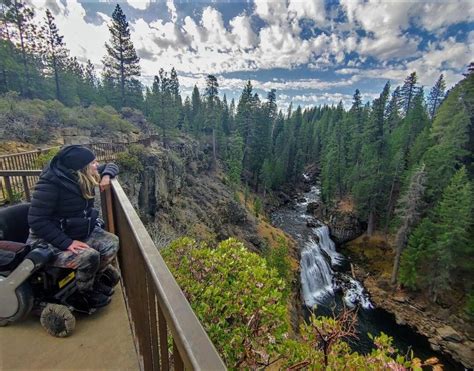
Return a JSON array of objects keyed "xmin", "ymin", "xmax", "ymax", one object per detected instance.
[
  {"xmin": 82, "ymin": 290, "xmax": 111, "ymax": 308},
  {"xmin": 93, "ymin": 281, "xmax": 114, "ymax": 297},
  {"xmin": 100, "ymin": 265, "xmax": 121, "ymax": 287}
]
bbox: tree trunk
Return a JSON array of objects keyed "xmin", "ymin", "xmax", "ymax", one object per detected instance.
[
  {"xmin": 367, "ymin": 210, "xmax": 375, "ymax": 236},
  {"xmin": 390, "ymin": 246, "xmax": 402, "ymax": 285},
  {"xmin": 212, "ymin": 128, "xmax": 217, "ymax": 171},
  {"xmin": 53, "ymin": 55, "xmax": 60, "ymax": 101},
  {"xmin": 383, "ymin": 158, "xmax": 402, "ymax": 235}
]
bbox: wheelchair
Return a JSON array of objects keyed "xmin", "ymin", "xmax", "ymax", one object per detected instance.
[{"xmin": 0, "ymin": 203, "xmax": 120, "ymax": 337}]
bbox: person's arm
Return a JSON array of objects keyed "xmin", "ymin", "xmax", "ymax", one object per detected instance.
[
  {"xmin": 98, "ymin": 162, "xmax": 119, "ymax": 191},
  {"xmin": 97, "ymin": 163, "xmax": 119, "ymax": 178},
  {"xmin": 27, "ymin": 180, "xmax": 74, "ymax": 251}
]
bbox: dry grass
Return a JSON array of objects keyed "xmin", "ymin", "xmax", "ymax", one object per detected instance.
[
  {"xmin": 336, "ymin": 196, "xmax": 355, "ymax": 213},
  {"xmin": 345, "ymin": 232, "xmax": 394, "ymax": 279},
  {"xmin": 0, "ymin": 140, "xmax": 36, "ymax": 155}
]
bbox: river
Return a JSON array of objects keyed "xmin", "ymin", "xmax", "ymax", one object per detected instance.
[{"xmin": 271, "ymin": 182, "xmax": 462, "ymax": 370}]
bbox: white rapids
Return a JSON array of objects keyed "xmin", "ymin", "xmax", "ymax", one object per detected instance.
[{"xmin": 296, "ymin": 185, "xmax": 373, "ymax": 309}]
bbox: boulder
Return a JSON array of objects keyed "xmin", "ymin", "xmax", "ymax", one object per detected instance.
[
  {"xmin": 437, "ymin": 325, "xmax": 463, "ymax": 342},
  {"xmin": 306, "ymin": 201, "xmax": 320, "ymax": 214}
]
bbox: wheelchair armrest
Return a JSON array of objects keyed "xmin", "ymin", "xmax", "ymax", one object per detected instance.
[{"xmin": 26, "ymin": 247, "xmax": 55, "ymax": 269}]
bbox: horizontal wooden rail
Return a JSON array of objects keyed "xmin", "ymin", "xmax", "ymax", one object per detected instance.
[
  {"xmin": 102, "ymin": 180, "xmax": 226, "ymax": 370},
  {"xmin": 0, "ymin": 170, "xmax": 41, "ymax": 204}
]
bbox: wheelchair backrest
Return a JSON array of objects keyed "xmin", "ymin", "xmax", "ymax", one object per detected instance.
[{"xmin": 0, "ymin": 203, "xmax": 31, "ymax": 243}]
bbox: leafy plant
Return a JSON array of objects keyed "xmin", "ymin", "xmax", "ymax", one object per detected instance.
[
  {"xmin": 35, "ymin": 147, "xmax": 59, "ymax": 169},
  {"xmin": 115, "ymin": 145, "xmax": 145, "ymax": 173},
  {"xmin": 161, "ymin": 237, "xmax": 289, "ymax": 368}
]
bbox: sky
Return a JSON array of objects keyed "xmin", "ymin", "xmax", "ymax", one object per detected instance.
[{"xmin": 28, "ymin": 0, "xmax": 473, "ymax": 110}]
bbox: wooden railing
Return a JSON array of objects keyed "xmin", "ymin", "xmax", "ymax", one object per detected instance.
[
  {"xmin": 0, "ymin": 170, "xmax": 226, "ymax": 369},
  {"xmin": 101, "ymin": 179, "xmax": 226, "ymax": 370},
  {"xmin": 0, "ymin": 170, "xmax": 41, "ymax": 203},
  {"xmin": 0, "ymin": 142, "xmax": 130, "ymax": 203}
]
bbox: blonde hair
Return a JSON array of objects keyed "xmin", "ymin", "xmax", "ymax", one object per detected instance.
[{"xmin": 77, "ymin": 163, "xmax": 100, "ymax": 199}]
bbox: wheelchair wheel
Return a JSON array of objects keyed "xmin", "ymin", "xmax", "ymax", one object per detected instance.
[{"xmin": 40, "ymin": 304, "xmax": 76, "ymax": 337}]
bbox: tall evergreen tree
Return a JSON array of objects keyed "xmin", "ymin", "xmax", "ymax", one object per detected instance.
[
  {"xmin": 400, "ymin": 72, "xmax": 418, "ymax": 116},
  {"xmin": 40, "ymin": 9, "xmax": 68, "ymax": 102},
  {"xmin": 391, "ymin": 164, "xmax": 427, "ymax": 284},
  {"xmin": 427, "ymin": 74, "xmax": 446, "ymax": 120},
  {"xmin": 205, "ymin": 74, "xmax": 220, "ymax": 169},
  {"xmin": 3, "ymin": 0, "xmax": 38, "ymax": 97},
  {"xmin": 102, "ymin": 4, "xmax": 140, "ymax": 107}
]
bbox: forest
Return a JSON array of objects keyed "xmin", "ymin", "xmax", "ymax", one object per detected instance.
[{"xmin": 1, "ymin": 1, "xmax": 473, "ymax": 367}]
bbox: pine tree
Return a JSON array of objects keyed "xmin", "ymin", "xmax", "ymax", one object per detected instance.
[
  {"xmin": 236, "ymin": 80, "xmax": 254, "ymax": 149},
  {"xmin": 102, "ymin": 4, "xmax": 140, "ymax": 107},
  {"xmin": 225, "ymin": 132, "xmax": 244, "ymax": 186},
  {"xmin": 205, "ymin": 74, "xmax": 220, "ymax": 169},
  {"xmin": 3, "ymin": 0, "xmax": 38, "ymax": 97},
  {"xmin": 385, "ymin": 86, "xmax": 402, "ymax": 135},
  {"xmin": 429, "ymin": 167, "xmax": 473, "ymax": 301},
  {"xmin": 400, "ymin": 167, "xmax": 473, "ymax": 301},
  {"xmin": 40, "ymin": 9, "xmax": 69, "ymax": 102},
  {"xmin": 352, "ymin": 82, "xmax": 390, "ymax": 234},
  {"xmin": 427, "ymin": 74, "xmax": 446, "ymax": 120},
  {"xmin": 423, "ymin": 73, "xmax": 472, "ymax": 203},
  {"xmin": 400, "ymin": 72, "xmax": 418, "ymax": 116},
  {"xmin": 391, "ymin": 164, "xmax": 427, "ymax": 284},
  {"xmin": 191, "ymin": 85, "xmax": 201, "ymax": 134}
]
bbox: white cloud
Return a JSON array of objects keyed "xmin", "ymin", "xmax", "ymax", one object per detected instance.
[
  {"xmin": 288, "ymin": 0, "xmax": 326, "ymax": 23},
  {"xmin": 230, "ymin": 14, "xmax": 259, "ymax": 50},
  {"xmin": 166, "ymin": 0, "xmax": 177, "ymax": 23},
  {"xmin": 30, "ymin": 0, "xmax": 109, "ymax": 67},
  {"xmin": 24, "ymin": 0, "xmax": 473, "ymax": 101},
  {"xmin": 126, "ymin": 1, "xmax": 150, "ymax": 11},
  {"xmin": 416, "ymin": 1, "xmax": 474, "ymax": 33}
]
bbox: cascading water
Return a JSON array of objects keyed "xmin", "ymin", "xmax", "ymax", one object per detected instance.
[
  {"xmin": 289, "ymin": 181, "xmax": 372, "ymax": 309},
  {"xmin": 271, "ymin": 175, "xmax": 461, "ymax": 369},
  {"xmin": 300, "ymin": 237, "xmax": 334, "ymax": 305}
]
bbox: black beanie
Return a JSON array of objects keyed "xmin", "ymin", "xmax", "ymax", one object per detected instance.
[{"xmin": 58, "ymin": 145, "xmax": 96, "ymax": 171}]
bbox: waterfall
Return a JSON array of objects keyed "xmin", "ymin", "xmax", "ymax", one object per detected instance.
[
  {"xmin": 300, "ymin": 238, "xmax": 334, "ymax": 307},
  {"xmin": 313, "ymin": 226, "xmax": 343, "ymax": 266},
  {"xmin": 300, "ymin": 220, "xmax": 372, "ymax": 309}
]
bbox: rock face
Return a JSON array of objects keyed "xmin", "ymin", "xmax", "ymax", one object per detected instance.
[
  {"xmin": 118, "ymin": 137, "xmax": 262, "ymax": 252},
  {"xmin": 356, "ymin": 267, "xmax": 474, "ymax": 369},
  {"xmin": 306, "ymin": 201, "xmax": 362, "ymax": 244}
]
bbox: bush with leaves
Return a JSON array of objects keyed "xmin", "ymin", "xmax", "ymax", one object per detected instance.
[
  {"xmin": 115, "ymin": 144, "xmax": 145, "ymax": 173},
  {"xmin": 161, "ymin": 237, "xmax": 289, "ymax": 368},
  {"xmin": 263, "ymin": 237, "xmax": 292, "ymax": 298},
  {"xmin": 161, "ymin": 237, "xmax": 434, "ymax": 369},
  {"xmin": 35, "ymin": 147, "xmax": 60, "ymax": 169}
]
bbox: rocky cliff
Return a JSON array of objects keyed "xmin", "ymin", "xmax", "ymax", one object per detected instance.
[{"xmin": 117, "ymin": 137, "xmax": 263, "ymax": 252}]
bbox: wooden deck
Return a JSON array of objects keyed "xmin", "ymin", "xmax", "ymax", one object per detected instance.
[{"xmin": 0, "ymin": 285, "xmax": 139, "ymax": 371}]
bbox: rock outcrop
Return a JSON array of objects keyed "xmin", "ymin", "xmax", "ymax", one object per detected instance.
[
  {"xmin": 306, "ymin": 201, "xmax": 362, "ymax": 244},
  {"xmin": 354, "ymin": 266, "xmax": 474, "ymax": 369},
  {"xmin": 118, "ymin": 137, "xmax": 263, "ymax": 252}
]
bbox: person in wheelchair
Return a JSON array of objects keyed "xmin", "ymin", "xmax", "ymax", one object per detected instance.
[{"xmin": 26, "ymin": 145, "xmax": 120, "ymax": 309}]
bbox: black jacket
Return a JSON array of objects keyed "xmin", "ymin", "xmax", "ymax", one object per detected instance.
[{"xmin": 28, "ymin": 156, "xmax": 119, "ymax": 250}]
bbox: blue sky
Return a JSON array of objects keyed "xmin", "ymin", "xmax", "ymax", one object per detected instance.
[{"xmin": 30, "ymin": 0, "xmax": 473, "ymax": 110}]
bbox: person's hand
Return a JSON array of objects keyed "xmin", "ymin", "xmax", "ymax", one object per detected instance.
[
  {"xmin": 99, "ymin": 175, "xmax": 111, "ymax": 192},
  {"xmin": 67, "ymin": 240, "xmax": 90, "ymax": 254}
]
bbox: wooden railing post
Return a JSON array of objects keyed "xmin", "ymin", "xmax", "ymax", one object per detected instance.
[
  {"xmin": 4, "ymin": 176, "xmax": 13, "ymax": 202},
  {"xmin": 100, "ymin": 184, "xmax": 116, "ymax": 234}
]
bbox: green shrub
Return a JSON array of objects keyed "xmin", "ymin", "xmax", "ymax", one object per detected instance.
[
  {"xmin": 263, "ymin": 237, "xmax": 291, "ymax": 298},
  {"xmin": 162, "ymin": 237, "xmax": 438, "ymax": 370},
  {"xmin": 162, "ymin": 237, "xmax": 289, "ymax": 368},
  {"xmin": 35, "ymin": 147, "xmax": 59, "ymax": 169},
  {"xmin": 116, "ymin": 151, "xmax": 143, "ymax": 173},
  {"xmin": 466, "ymin": 293, "xmax": 474, "ymax": 317}
]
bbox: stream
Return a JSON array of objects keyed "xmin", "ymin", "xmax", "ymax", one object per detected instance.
[{"xmin": 271, "ymin": 182, "xmax": 462, "ymax": 370}]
